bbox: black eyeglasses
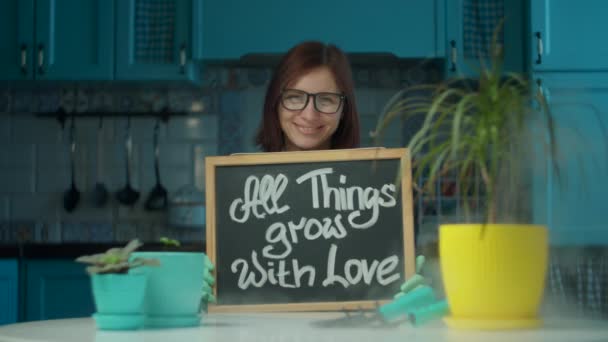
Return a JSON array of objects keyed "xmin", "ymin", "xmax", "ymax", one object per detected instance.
[{"xmin": 280, "ymin": 89, "xmax": 345, "ymax": 114}]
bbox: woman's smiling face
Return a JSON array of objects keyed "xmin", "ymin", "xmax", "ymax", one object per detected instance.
[{"xmin": 279, "ymin": 66, "xmax": 343, "ymax": 151}]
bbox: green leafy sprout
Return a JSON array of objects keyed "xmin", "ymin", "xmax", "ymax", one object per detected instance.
[
  {"xmin": 159, "ymin": 237, "xmax": 181, "ymax": 247},
  {"xmin": 75, "ymin": 239, "xmax": 160, "ymax": 275}
]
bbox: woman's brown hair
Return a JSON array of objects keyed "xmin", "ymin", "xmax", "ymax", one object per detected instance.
[{"xmin": 255, "ymin": 41, "xmax": 360, "ymax": 152}]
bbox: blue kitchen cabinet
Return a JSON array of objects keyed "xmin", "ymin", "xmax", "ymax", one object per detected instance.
[
  {"xmin": 25, "ymin": 260, "xmax": 94, "ymax": 321},
  {"xmin": 531, "ymin": 0, "xmax": 608, "ymax": 71},
  {"xmin": 0, "ymin": 0, "xmax": 34, "ymax": 81},
  {"xmin": 531, "ymin": 73, "xmax": 608, "ymax": 245},
  {"xmin": 201, "ymin": 0, "xmax": 441, "ymax": 60},
  {"xmin": 0, "ymin": 0, "xmax": 114, "ymax": 81},
  {"xmin": 0, "ymin": 259, "xmax": 18, "ymax": 325},
  {"xmin": 445, "ymin": 0, "xmax": 526, "ymax": 77},
  {"xmin": 35, "ymin": 0, "xmax": 114, "ymax": 80},
  {"xmin": 116, "ymin": 0, "xmax": 201, "ymax": 82}
]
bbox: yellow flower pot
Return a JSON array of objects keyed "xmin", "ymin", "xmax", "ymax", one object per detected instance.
[{"xmin": 440, "ymin": 224, "xmax": 548, "ymax": 330}]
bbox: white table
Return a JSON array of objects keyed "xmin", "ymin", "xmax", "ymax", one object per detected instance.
[{"xmin": 0, "ymin": 313, "xmax": 607, "ymax": 342}]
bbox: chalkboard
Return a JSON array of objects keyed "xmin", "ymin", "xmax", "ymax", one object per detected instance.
[{"xmin": 205, "ymin": 148, "xmax": 415, "ymax": 312}]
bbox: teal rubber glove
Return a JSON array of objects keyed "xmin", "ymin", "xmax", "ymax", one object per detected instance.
[
  {"xmin": 394, "ymin": 255, "xmax": 426, "ymax": 299},
  {"xmin": 200, "ymin": 254, "xmax": 216, "ymax": 313}
]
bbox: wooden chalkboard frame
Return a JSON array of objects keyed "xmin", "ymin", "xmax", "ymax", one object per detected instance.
[{"xmin": 205, "ymin": 148, "xmax": 415, "ymax": 312}]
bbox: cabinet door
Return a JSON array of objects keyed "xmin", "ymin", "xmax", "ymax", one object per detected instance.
[
  {"xmin": 445, "ymin": 0, "xmax": 526, "ymax": 77},
  {"xmin": 0, "ymin": 0, "xmax": 34, "ymax": 81},
  {"xmin": 202, "ymin": 0, "xmax": 439, "ymax": 60},
  {"xmin": 532, "ymin": 73, "xmax": 608, "ymax": 245},
  {"xmin": 0, "ymin": 260, "xmax": 18, "ymax": 325},
  {"xmin": 35, "ymin": 0, "xmax": 114, "ymax": 80},
  {"xmin": 115, "ymin": 0, "xmax": 200, "ymax": 82},
  {"xmin": 25, "ymin": 260, "xmax": 94, "ymax": 321},
  {"xmin": 531, "ymin": 0, "xmax": 608, "ymax": 71}
]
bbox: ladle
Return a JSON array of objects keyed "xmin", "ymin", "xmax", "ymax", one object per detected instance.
[
  {"xmin": 115, "ymin": 117, "xmax": 140, "ymax": 206},
  {"xmin": 144, "ymin": 119, "xmax": 168, "ymax": 211},
  {"xmin": 63, "ymin": 117, "xmax": 80, "ymax": 212},
  {"xmin": 92, "ymin": 117, "xmax": 108, "ymax": 207}
]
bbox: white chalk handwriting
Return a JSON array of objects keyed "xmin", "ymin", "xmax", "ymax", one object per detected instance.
[
  {"xmin": 227, "ymin": 167, "xmax": 403, "ymax": 289},
  {"xmin": 231, "ymin": 244, "xmax": 400, "ymax": 290},
  {"xmin": 229, "ymin": 174, "xmax": 290, "ymax": 223}
]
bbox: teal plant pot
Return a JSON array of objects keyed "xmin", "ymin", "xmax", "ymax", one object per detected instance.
[
  {"xmin": 91, "ymin": 273, "xmax": 147, "ymax": 330},
  {"xmin": 92, "ymin": 313, "xmax": 144, "ymax": 331},
  {"xmin": 131, "ymin": 252, "xmax": 206, "ymax": 328}
]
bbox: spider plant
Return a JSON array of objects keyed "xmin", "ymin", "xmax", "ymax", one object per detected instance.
[{"xmin": 372, "ymin": 36, "xmax": 558, "ymax": 224}]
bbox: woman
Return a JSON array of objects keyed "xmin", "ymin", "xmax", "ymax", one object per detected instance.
[
  {"xmin": 201, "ymin": 43, "xmax": 361, "ymax": 309},
  {"xmin": 255, "ymin": 41, "xmax": 360, "ymax": 152}
]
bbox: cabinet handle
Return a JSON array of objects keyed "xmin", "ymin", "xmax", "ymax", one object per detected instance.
[
  {"xmin": 20, "ymin": 44, "xmax": 27, "ymax": 75},
  {"xmin": 535, "ymin": 32, "xmax": 543, "ymax": 65},
  {"xmin": 37, "ymin": 44, "xmax": 45, "ymax": 75},
  {"xmin": 536, "ymin": 78, "xmax": 550, "ymax": 107},
  {"xmin": 179, "ymin": 43, "xmax": 187, "ymax": 75},
  {"xmin": 450, "ymin": 40, "xmax": 457, "ymax": 72}
]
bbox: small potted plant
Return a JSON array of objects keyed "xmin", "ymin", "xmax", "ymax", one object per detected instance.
[
  {"xmin": 371, "ymin": 30, "xmax": 598, "ymax": 329},
  {"xmin": 130, "ymin": 237, "xmax": 214, "ymax": 328},
  {"xmin": 76, "ymin": 239, "xmax": 160, "ymax": 330}
]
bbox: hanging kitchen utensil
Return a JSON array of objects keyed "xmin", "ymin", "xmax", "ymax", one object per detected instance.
[
  {"xmin": 92, "ymin": 117, "xmax": 109, "ymax": 207},
  {"xmin": 63, "ymin": 117, "xmax": 80, "ymax": 212},
  {"xmin": 115, "ymin": 117, "xmax": 140, "ymax": 206},
  {"xmin": 144, "ymin": 118, "xmax": 168, "ymax": 211}
]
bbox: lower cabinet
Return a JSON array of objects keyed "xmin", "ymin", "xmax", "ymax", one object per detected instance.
[
  {"xmin": 0, "ymin": 259, "xmax": 18, "ymax": 325},
  {"xmin": 532, "ymin": 72, "xmax": 608, "ymax": 245},
  {"xmin": 25, "ymin": 260, "xmax": 95, "ymax": 321}
]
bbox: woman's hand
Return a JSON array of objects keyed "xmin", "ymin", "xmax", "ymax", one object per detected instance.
[
  {"xmin": 394, "ymin": 255, "xmax": 426, "ymax": 298},
  {"xmin": 201, "ymin": 254, "xmax": 216, "ymax": 313}
]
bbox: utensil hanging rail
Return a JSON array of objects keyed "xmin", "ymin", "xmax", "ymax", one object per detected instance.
[{"xmin": 36, "ymin": 107, "xmax": 189, "ymax": 127}]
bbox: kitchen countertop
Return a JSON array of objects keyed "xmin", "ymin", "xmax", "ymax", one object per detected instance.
[
  {"xmin": 0, "ymin": 313, "xmax": 607, "ymax": 342},
  {"xmin": 0, "ymin": 242, "xmax": 206, "ymax": 259},
  {"xmin": 0, "ymin": 244, "xmax": 20, "ymax": 258}
]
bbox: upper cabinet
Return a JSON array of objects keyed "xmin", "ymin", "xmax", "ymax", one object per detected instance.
[
  {"xmin": 445, "ymin": 0, "xmax": 526, "ymax": 77},
  {"xmin": 531, "ymin": 0, "xmax": 608, "ymax": 71},
  {"xmin": 0, "ymin": 0, "xmax": 201, "ymax": 83},
  {"xmin": 0, "ymin": 0, "xmax": 114, "ymax": 81},
  {"xmin": 115, "ymin": 0, "xmax": 201, "ymax": 81},
  {"xmin": 36, "ymin": 0, "xmax": 115, "ymax": 80},
  {"xmin": 201, "ymin": 0, "xmax": 441, "ymax": 60},
  {"xmin": 0, "ymin": 0, "xmax": 34, "ymax": 81}
]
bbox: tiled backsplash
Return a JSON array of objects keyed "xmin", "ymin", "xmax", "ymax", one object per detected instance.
[{"xmin": 0, "ymin": 62, "xmax": 443, "ymax": 244}]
